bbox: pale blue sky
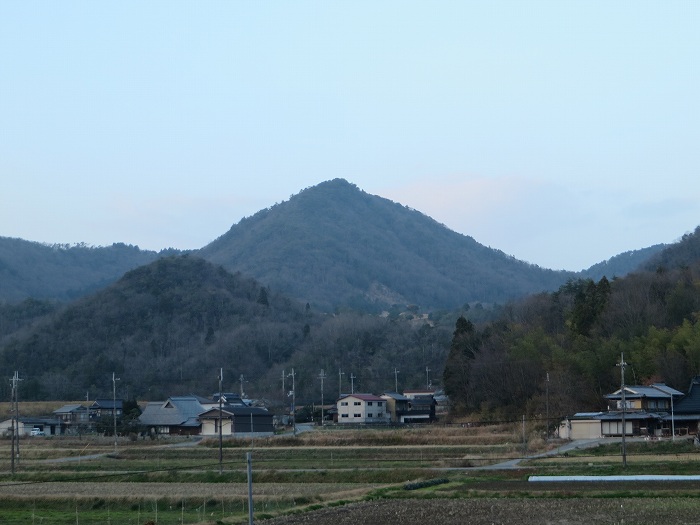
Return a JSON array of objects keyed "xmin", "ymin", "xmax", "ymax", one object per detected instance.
[{"xmin": 1, "ymin": 1, "xmax": 698, "ymax": 270}]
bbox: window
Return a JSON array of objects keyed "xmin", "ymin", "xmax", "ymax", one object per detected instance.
[
  {"xmin": 354, "ymin": 413, "xmax": 361, "ymax": 418},
  {"xmin": 367, "ymin": 413, "xmax": 373, "ymax": 418},
  {"xmin": 341, "ymin": 414, "xmax": 348, "ymax": 418},
  {"xmin": 377, "ymin": 402, "xmax": 383, "ymax": 407},
  {"xmin": 367, "ymin": 402, "xmax": 373, "ymax": 406},
  {"xmin": 340, "ymin": 401, "xmax": 348, "ymax": 406},
  {"xmin": 354, "ymin": 401, "xmax": 361, "ymax": 406}
]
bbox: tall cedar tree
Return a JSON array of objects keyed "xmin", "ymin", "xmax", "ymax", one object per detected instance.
[{"xmin": 443, "ymin": 316, "xmax": 480, "ymax": 410}]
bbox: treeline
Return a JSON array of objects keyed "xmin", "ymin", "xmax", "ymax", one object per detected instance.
[{"xmin": 443, "ymin": 227, "xmax": 700, "ymax": 422}]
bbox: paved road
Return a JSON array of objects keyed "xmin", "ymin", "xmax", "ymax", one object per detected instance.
[{"xmin": 479, "ymin": 437, "xmax": 652, "ymax": 470}]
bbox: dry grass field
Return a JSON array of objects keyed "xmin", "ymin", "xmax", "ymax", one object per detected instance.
[{"xmin": 1, "ymin": 420, "xmax": 700, "ymax": 524}]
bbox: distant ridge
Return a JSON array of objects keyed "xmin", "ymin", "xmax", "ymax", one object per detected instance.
[
  {"xmin": 0, "ymin": 179, "xmax": 670, "ymax": 310},
  {"xmin": 0, "ymin": 238, "xmax": 167, "ymax": 302},
  {"xmin": 199, "ymin": 179, "xmax": 576, "ymax": 311}
]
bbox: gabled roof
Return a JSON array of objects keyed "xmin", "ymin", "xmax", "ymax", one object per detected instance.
[
  {"xmin": 338, "ymin": 393, "xmax": 384, "ymax": 402},
  {"xmin": 199, "ymin": 405, "xmax": 270, "ymax": 418},
  {"xmin": 139, "ymin": 396, "xmax": 204, "ymax": 427},
  {"xmin": 53, "ymin": 404, "xmax": 87, "ymax": 414},
  {"xmin": 90, "ymin": 399, "xmax": 123, "ymax": 409},
  {"xmin": 381, "ymin": 392, "xmax": 409, "ymax": 401},
  {"xmin": 606, "ymin": 384, "xmax": 683, "ymax": 399},
  {"xmin": 674, "ymin": 376, "xmax": 700, "ymax": 415}
]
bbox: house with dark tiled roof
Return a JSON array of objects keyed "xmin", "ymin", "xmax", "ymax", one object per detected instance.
[
  {"xmin": 560, "ymin": 382, "xmax": 686, "ymax": 440},
  {"xmin": 90, "ymin": 399, "xmax": 123, "ymax": 420},
  {"xmin": 138, "ymin": 396, "xmax": 204, "ymax": 436},
  {"xmin": 668, "ymin": 376, "xmax": 700, "ymax": 435},
  {"xmin": 199, "ymin": 405, "xmax": 274, "ymax": 436}
]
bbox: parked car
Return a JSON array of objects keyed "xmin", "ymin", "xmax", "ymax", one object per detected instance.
[{"xmin": 30, "ymin": 428, "xmax": 45, "ymax": 436}]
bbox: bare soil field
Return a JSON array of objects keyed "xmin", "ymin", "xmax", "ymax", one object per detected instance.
[{"xmin": 258, "ymin": 497, "xmax": 700, "ymax": 525}]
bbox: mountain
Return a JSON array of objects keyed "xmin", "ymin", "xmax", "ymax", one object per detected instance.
[
  {"xmin": 199, "ymin": 179, "xmax": 579, "ymax": 311},
  {"xmin": 0, "ymin": 238, "xmax": 174, "ymax": 302},
  {"xmin": 0, "ymin": 179, "xmax": 667, "ymax": 311}
]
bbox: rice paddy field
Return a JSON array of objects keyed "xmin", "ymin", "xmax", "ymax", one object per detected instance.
[{"xmin": 1, "ymin": 421, "xmax": 700, "ymax": 524}]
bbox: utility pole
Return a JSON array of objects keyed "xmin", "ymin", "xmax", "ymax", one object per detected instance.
[
  {"xmin": 281, "ymin": 369, "xmax": 285, "ymax": 402},
  {"xmin": 617, "ymin": 353, "xmax": 627, "ymax": 468},
  {"xmin": 239, "ymin": 374, "xmax": 247, "ymax": 399},
  {"xmin": 219, "ymin": 368, "xmax": 223, "ymax": 474},
  {"xmin": 350, "ymin": 373, "xmax": 356, "ymax": 394},
  {"xmin": 425, "ymin": 367, "xmax": 431, "ymax": 390},
  {"xmin": 10, "ymin": 371, "xmax": 22, "ymax": 475},
  {"xmin": 287, "ymin": 369, "xmax": 296, "ymax": 435},
  {"xmin": 338, "ymin": 368, "xmax": 344, "ymax": 398},
  {"xmin": 394, "ymin": 368, "xmax": 399, "ymax": 393},
  {"xmin": 112, "ymin": 372, "xmax": 120, "ymax": 453},
  {"xmin": 318, "ymin": 369, "xmax": 326, "ymax": 427},
  {"xmin": 546, "ymin": 371, "xmax": 550, "ymax": 441}
]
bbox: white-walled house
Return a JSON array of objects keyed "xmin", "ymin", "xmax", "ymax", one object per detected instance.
[{"xmin": 336, "ymin": 394, "xmax": 390, "ymax": 424}]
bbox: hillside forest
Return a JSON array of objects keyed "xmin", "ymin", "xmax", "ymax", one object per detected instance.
[
  {"xmin": 0, "ymin": 256, "xmax": 454, "ymax": 404},
  {"xmin": 0, "ymin": 222, "xmax": 698, "ymax": 424},
  {"xmin": 444, "ymin": 226, "xmax": 700, "ymax": 423}
]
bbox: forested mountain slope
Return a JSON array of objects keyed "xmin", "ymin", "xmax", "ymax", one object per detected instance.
[
  {"xmin": 0, "ymin": 237, "xmax": 171, "ymax": 302},
  {"xmin": 443, "ymin": 225, "xmax": 700, "ymax": 421},
  {"xmin": 1, "ymin": 180, "xmax": 664, "ymax": 312},
  {"xmin": 199, "ymin": 179, "xmax": 577, "ymax": 311},
  {"xmin": 0, "ymin": 255, "xmax": 454, "ymax": 401}
]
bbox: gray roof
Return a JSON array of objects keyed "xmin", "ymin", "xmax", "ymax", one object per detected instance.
[
  {"xmin": 382, "ymin": 392, "xmax": 409, "ymax": 401},
  {"xmin": 139, "ymin": 396, "xmax": 205, "ymax": 428},
  {"xmin": 606, "ymin": 384, "xmax": 683, "ymax": 400},
  {"xmin": 53, "ymin": 404, "xmax": 87, "ymax": 414},
  {"xmin": 90, "ymin": 399, "xmax": 124, "ymax": 410}
]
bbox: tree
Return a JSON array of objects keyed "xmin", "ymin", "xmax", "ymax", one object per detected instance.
[{"xmin": 443, "ymin": 316, "xmax": 480, "ymax": 411}]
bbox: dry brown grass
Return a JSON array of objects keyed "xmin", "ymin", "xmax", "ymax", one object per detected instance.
[
  {"xmin": 0, "ymin": 400, "xmax": 82, "ymax": 418},
  {"xmin": 226, "ymin": 424, "xmax": 521, "ymax": 448}
]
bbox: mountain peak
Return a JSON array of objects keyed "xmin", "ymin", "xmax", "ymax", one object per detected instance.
[{"xmin": 199, "ymin": 180, "xmax": 575, "ymax": 311}]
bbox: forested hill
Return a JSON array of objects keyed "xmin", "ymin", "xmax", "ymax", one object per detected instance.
[
  {"xmin": 0, "ymin": 256, "xmax": 310, "ymax": 400},
  {"xmin": 199, "ymin": 179, "xmax": 577, "ymax": 311},
  {"xmin": 0, "ymin": 255, "xmax": 455, "ymax": 402},
  {"xmin": 443, "ymin": 225, "xmax": 700, "ymax": 421},
  {"xmin": 0, "ymin": 237, "xmax": 172, "ymax": 302}
]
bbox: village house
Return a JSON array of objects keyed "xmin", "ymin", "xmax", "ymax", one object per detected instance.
[
  {"xmin": 336, "ymin": 394, "xmax": 390, "ymax": 424},
  {"xmin": 53, "ymin": 404, "xmax": 90, "ymax": 433},
  {"xmin": 559, "ymin": 382, "xmax": 686, "ymax": 440},
  {"xmin": 89, "ymin": 399, "xmax": 123, "ymax": 420},
  {"xmin": 138, "ymin": 394, "xmax": 274, "ymax": 437},
  {"xmin": 138, "ymin": 396, "xmax": 205, "ymax": 436},
  {"xmin": 199, "ymin": 405, "xmax": 274, "ymax": 437},
  {"xmin": 0, "ymin": 416, "xmax": 64, "ymax": 436}
]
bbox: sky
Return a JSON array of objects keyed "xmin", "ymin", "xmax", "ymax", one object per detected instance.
[{"xmin": 1, "ymin": 2, "xmax": 698, "ymax": 271}]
